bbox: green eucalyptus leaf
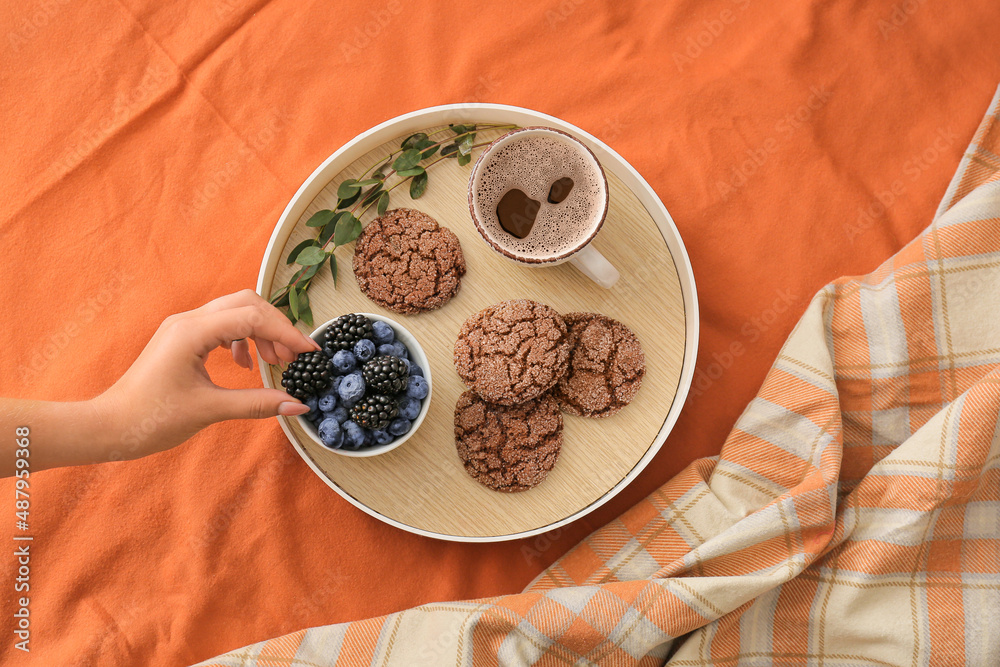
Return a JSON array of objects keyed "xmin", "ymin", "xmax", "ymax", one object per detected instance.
[
  {"xmin": 372, "ymin": 160, "xmax": 392, "ymax": 180},
  {"xmin": 287, "ymin": 239, "xmax": 318, "ymax": 266},
  {"xmin": 376, "ymin": 191, "xmax": 390, "ymax": 215},
  {"xmin": 450, "ymin": 124, "xmax": 471, "ymax": 134},
  {"xmin": 298, "ymin": 291, "xmax": 314, "ymax": 327},
  {"xmin": 457, "ymin": 153, "xmax": 471, "ymax": 166},
  {"xmin": 392, "ymin": 149, "xmax": 422, "ymax": 172},
  {"xmin": 269, "ymin": 285, "xmax": 290, "ymax": 301},
  {"xmin": 409, "ymin": 171, "xmax": 428, "ymax": 199},
  {"xmin": 396, "ymin": 166, "xmax": 425, "ymax": 178},
  {"xmin": 401, "ymin": 132, "xmax": 428, "ymax": 150},
  {"xmin": 337, "ymin": 179, "xmax": 361, "ymax": 199},
  {"xmin": 336, "ymin": 189, "xmax": 361, "ymax": 209},
  {"xmin": 295, "ymin": 246, "xmax": 327, "ymax": 266},
  {"xmin": 330, "ymin": 254, "xmax": 338, "ymax": 286},
  {"xmin": 301, "ymin": 259, "xmax": 323, "ymax": 282},
  {"xmin": 288, "ymin": 286, "xmax": 300, "ymax": 319},
  {"xmin": 305, "ymin": 209, "xmax": 336, "ymax": 228},
  {"xmin": 457, "ymin": 134, "xmax": 474, "ymax": 156},
  {"xmin": 284, "ymin": 308, "xmax": 297, "ymax": 324},
  {"xmin": 318, "ymin": 212, "xmax": 341, "ymax": 245},
  {"xmin": 441, "ymin": 143, "xmax": 458, "ymax": 157},
  {"xmin": 273, "ymin": 291, "xmax": 290, "ymax": 308},
  {"xmin": 361, "ymin": 184, "xmax": 383, "ymax": 206},
  {"xmin": 356, "ymin": 178, "xmax": 381, "ymax": 187},
  {"xmin": 334, "ymin": 213, "xmax": 362, "ymax": 246},
  {"xmin": 414, "ymin": 137, "xmax": 438, "ymax": 160}
]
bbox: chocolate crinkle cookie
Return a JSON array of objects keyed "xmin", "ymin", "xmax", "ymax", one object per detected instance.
[
  {"xmin": 352, "ymin": 208, "xmax": 466, "ymax": 314},
  {"xmin": 454, "ymin": 390, "xmax": 563, "ymax": 492},
  {"xmin": 453, "ymin": 299, "xmax": 571, "ymax": 406},
  {"xmin": 552, "ymin": 312, "xmax": 645, "ymax": 418}
]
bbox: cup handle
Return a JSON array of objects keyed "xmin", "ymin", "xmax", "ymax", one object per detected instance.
[{"xmin": 569, "ymin": 245, "xmax": 620, "ymax": 289}]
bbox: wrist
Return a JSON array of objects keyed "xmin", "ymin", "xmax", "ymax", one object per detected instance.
[{"xmin": 85, "ymin": 390, "xmax": 131, "ymax": 462}]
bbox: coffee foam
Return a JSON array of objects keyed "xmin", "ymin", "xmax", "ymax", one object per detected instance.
[{"xmin": 474, "ymin": 134, "xmax": 605, "ymax": 259}]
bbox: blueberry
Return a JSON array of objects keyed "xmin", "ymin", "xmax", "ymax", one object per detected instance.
[
  {"xmin": 398, "ymin": 396, "xmax": 420, "ymax": 421},
  {"xmin": 387, "ymin": 418, "xmax": 412, "ymax": 437},
  {"xmin": 338, "ymin": 372, "xmax": 365, "ymax": 404},
  {"xmin": 406, "ymin": 375, "xmax": 429, "ymax": 400},
  {"xmin": 370, "ymin": 429, "xmax": 393, "ymax": 446},
  {"xmin": 343, "ymin": 421, "xmax": 366, "ymax": 449},
  {"xmin": 330, "ymin": 375, "xmax": 343, "ymax": 392},
  {"xmin": 372, "ymin": 320, "xmax": 395, "ymax": 345},
  {"xmin": 354, "ymin": 338, "xmax": 376, "ymax": 362},
  {"xmin": 304, "ymin": 395, "xmax": 319, "ymax": 415},
  {"xmin": 332, "ymin": 350, "xmax": 357, "ymax": 374},
  {"xmin": 328, "ymin": 406, "xmax": 349, "ymax": 424},
  {"xmin": 408, "ymin": 363, "xmax": 423, "ymax": 377},
  {"xmin": 317, "ymin": 391, "xmax": 337, "ymax": 412},
  {"xmin": 392, "ymin": 341, "xmax": 409, "ymax": 359},
  {"xmin": 317, "ymin": 418, "xmax": 343, "ymax": 449},
  {"xmin": 378, "ymin": 343, "xmax": 402, "ymax": 358}
]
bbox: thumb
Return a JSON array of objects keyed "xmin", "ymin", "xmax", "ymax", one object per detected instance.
[{"xmin": 209, "ymin": 388, "xmax": 311, "ymax": 421}]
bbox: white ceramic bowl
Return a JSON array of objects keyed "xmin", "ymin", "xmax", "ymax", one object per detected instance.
[{"xmin": 296, "ymin": 313, "xmax": 432, "ymax": 457}]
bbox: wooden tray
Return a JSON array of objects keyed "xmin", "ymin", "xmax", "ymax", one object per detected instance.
[{"xmin": 257, "ymin": 104, "xmax": 699, "ymax": 542}]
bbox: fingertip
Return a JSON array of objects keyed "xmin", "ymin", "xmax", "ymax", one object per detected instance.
[{"xmin": 278, "ymin": 401, "xmax": 310, "ymax": 416}]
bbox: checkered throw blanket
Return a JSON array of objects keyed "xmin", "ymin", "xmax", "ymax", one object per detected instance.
[{"xmin": 196, "ymin": 89, "xmax": 1000, "ymax": 666}]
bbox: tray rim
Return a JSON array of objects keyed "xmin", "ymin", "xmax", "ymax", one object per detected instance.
[{"xmin": 256, "ymin": 102, "xmax": 700, "ymax": 542}]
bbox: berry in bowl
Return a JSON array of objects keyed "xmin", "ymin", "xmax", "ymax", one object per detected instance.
[{"xmin": 280, "ymin": 313, "xmax": 432, "ymax": 457}]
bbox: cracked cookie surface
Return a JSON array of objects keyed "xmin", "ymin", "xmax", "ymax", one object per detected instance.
[
  {"xmin": 454, "ymin": 390, "xmax": 562, "ymax": 492},
  {"xmin": 552, "ymin": 312, "xmax": 645, "ymax": 418},
  {"xmin": 352, "ymin": 208, "xmax": 466, "ymax": 314},
  {"xmin": 453, "ymin": 299, "xmax": 571, "ymax": 405}
]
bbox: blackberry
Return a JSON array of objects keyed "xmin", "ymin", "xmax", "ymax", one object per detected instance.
[
  {"xmin": 350, "ymin": 393, "xmax": 399, "ymax": 431},
  {"xmin": 280, "ymin": 350, "xmax": 333, "ymax": 400},
  {"xmin": 362, "ymin": 355, "xmax": 409, "ymax": 394},
  {"xmin": 324, "ymin": 314, "xmax": 374, "ymax": 352}
]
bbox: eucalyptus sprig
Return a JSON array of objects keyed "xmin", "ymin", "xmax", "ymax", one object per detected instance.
[{"xmin": 271, "ymin": 122, "xmax": 516, "ymax": 325}]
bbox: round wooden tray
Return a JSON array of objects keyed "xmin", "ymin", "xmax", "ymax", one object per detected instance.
[{"xmin": 257, "ymin": 104, "xmax": 699, "ymax": 542}]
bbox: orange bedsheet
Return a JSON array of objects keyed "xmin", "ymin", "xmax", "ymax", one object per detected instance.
[{"xmin": 1, "ymin": 1, "xmax": 998, "ymax": 664}]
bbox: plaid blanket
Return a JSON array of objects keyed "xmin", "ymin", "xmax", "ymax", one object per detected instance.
[{"xmin": 196, "ymin": 87, "xmax": 1000, "ymax": 667}]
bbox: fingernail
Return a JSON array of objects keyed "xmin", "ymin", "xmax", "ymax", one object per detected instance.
[{"xmin": 278, "ymin": 401, "xmax": 311, "ymax": 416}]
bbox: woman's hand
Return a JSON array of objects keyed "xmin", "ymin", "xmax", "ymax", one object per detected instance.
[{"xmin": 2, "ymin": 290, "xmax": 319, "ymax": 475}]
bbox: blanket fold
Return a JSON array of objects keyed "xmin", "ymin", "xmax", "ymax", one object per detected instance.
[{"xmin": 197, "ymin": 86, "xmax": 1000, "ymax": 667}]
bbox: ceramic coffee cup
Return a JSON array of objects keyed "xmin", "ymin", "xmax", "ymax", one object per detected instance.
[{"xmin": 468, "ymin": 126, "xmax": 619, "ymax": 288}]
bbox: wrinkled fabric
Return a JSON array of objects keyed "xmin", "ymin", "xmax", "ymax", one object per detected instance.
[
  {"xmin": 2, "ymin": 0, "xmax": 1000, "ymax": 665},
  {"xmin": 196, "ymin": 88, "xmax": 1000, "ymax": 667}
]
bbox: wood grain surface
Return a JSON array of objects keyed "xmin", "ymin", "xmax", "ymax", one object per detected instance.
[{"xmin": 261, "ymin": 124, "xmax": 686, "ymax": 538}]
